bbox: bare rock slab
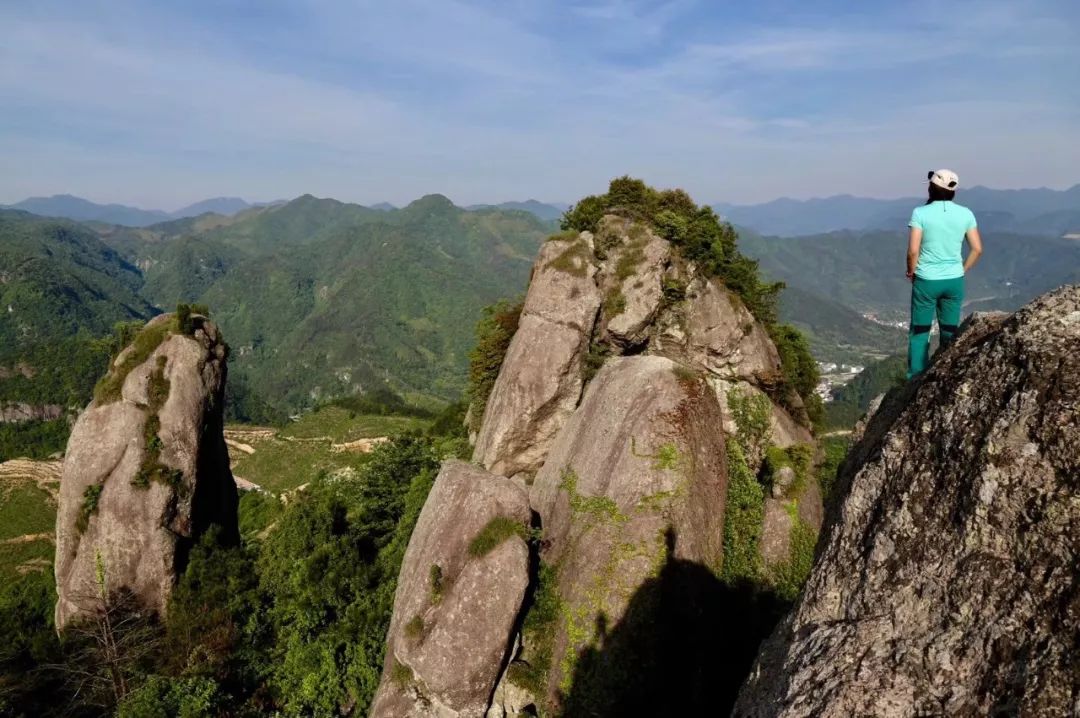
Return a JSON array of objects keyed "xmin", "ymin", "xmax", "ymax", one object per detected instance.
[
  {"xmin": 529, "ymin": 355, "xmax": 728, "ymax": 708},
  {"xmin": 372, "ymin": 460, "xmax": 532, "ymax": 718},
  {"xmin": 734, "ymin": 286, "xmax": 1080, "ymax": 718},
  {"xmin": 473, "ymin": 234, "xmax": 601, "ymax": 478}
]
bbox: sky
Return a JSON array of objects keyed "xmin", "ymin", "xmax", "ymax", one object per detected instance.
[{"xmin": 2, "ymin": 0, "xmax": 1078, "ymax": 209}]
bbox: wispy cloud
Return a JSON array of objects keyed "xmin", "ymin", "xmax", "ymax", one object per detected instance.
[{"xmin": 0, "ymin": 0, "xmax": 1077, "ymax": 207}]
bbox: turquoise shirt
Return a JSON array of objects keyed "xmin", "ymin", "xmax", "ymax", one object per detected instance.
[{"xmin": 908, "ymin": 201, "xmax": 977, "ymax": 280}]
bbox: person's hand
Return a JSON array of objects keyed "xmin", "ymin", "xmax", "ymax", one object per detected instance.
[{"xmin": 906, "ymin": 271, "xmax": 915, "ymax": 283}]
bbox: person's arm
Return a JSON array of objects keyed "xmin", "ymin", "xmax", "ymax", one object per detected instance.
[
  {"xmin": 963, "ymin": 227, "xmax": 983, "ymax": 272},
  {"xmin": 907, "ymin": 226, "xmax": 922, "ymax": 281}
]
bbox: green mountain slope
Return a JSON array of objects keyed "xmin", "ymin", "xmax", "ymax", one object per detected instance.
[
  {"xmin": 201, "ymin": 198, "xmax": 545, "ymax": 407},
  {"xmin": 89, "ymin": 195, "xmax": 548, "ymax": 410},
  {"xmin": 777, "ymin": 286, "xmax": 904, "ymax": 364},
  {"xmin": 742, "ymin": 230, "xmax": 1080, "ymax": 314},
  {"xmin": 0, "ymin": 210, "xmax": 155, "ymax": 357}
]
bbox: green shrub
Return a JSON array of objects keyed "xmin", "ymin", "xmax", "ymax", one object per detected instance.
[
  {"xmin": 603, "ymin": 289, "xmax": 627, "ymax": 317},
  {"xmin": 506, "ymin": 562, "xmax": 561, "ymax": 698},
  {"xmin": 727, "ymin": 387, "xmax": 772, "ymax": 456},
  {"xmin": 116, "ymin": 675, "xmax": 225, "ymax": 718},
  {"xmin": 93, "ymin": 319, "xmax": 172, "ymax": 404},
  {"xmin": 817, "ymin": 436, "xmax": 850, "ymax": 505},
  {"xmin": 582, "ymin": 341, "xmax": 612, "ymax": 384},
  {"xmin": 467, "ymin": 299, "xmax": 524, "ymax": 433},
  {"xmin": 76, "ymin": 483, "xmax": 103, "ymax": 533},
  {"xmin": 768, "ymin": 324, "xmax": 821, "ymax": 415},
  {"xmin": 468, "ymin": 516, "xmax": 527, "ymax": 557},
  {"xmin": 405, "ymin": 615, "xmax": 425, "ymax": 639},
  {"xmin": 770, "ymin": 508, "xmax": 817, "ymax": 602},
  {"xmin": 429, "ymin": 564, "xmax": 444, "ymax": 602},
  {"xmin": 720, "ymin": 442, "xmax": 764, "ymax": 584}
]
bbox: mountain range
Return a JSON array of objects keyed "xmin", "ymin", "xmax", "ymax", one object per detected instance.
[
  {"xmin": 717, "ymin": 184, "xmax": 1080, "ymax": 236},
  {"xmin": 3, "ymin": 194, "xmax": 570, "ymax": 228}
]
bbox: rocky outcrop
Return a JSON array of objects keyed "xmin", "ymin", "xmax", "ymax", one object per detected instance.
[
  {"xmin": 734, "ymin": 286, "xmax": 1080, "ymax": 717},
  {"xmin": 526, "ymin": 355, "xmax": 728, "ymax": 706},
  {"xmin": 384, "ymin": 210, "xmax": 823, "ymax": 717},
  {"xmin": 372, "ymin": 461, "xmax": 532, "ymax": 718},
  {"xmin": 473, "ymin": 234, "xmax": 601, "ymax": 479},
  {"xmin": 54, "ymin": 313, "xmax": 237, "ymax": 628},
  {"xmin": 0, "ymin": 402, "xmax": 65, "ymax": 423}
]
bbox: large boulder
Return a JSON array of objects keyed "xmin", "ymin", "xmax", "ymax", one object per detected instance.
[
  {"xmin": 54, "ymin": 313, "xmax": 236, "ymax": 628},
  {"xmin": 473, "ymin": 233, "xmax": 601, "ymax": 479},
  {"xmin": 527, "ymin": 355, "xmax": 728, "ymax": 711},
  {"xmin": 372, "ymin": 461, "xmax": 532, "ymax": 718},
  {"xmin": 734, "ymin": 286, "xmax": 1080, "ymax": 717},
  {"xmin": 594, "ymin": 217, "xmax": 672, "ymax": 347},
  {"xmin": 654, "ymin": 277, "xmax": 782, "ymax": 383}
]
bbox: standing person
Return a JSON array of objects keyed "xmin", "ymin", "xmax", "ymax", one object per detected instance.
[{"xmin": 906, "ymin": 169, "xmax": 983, "ymax": 378}]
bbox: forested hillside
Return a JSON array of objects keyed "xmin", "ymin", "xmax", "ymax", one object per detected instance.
[{"xmin": 742, "ymin": 229, "xmax": 1080, "ymax": 315}]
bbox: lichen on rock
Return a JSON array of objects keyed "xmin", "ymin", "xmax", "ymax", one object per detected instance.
[{"xmin": 734, "ymin": 286, "xmax": 1080, "ymax": 717}]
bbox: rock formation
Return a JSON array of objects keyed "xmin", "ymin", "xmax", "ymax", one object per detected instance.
[
  {"xmin": 375, "ymin": 210, "xmax": 822, "ymax": 716},
  {"xmin": 734, "ymin": 286, "xmax": 1080, "ymax": 717},
  {"xmin": 371, "ymin": 461, "xmax": 532, "ymax": 718},
  {"xmin": 54, "ymin": 312, "xmax": 237, "ymax": 628}
]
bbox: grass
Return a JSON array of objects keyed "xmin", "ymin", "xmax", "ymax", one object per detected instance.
[
  {"xmin": 93, "ymin": 319, "xmax": 172, "ymax": 404},
  {"xmin": 560, "ymin": 468, "xmax": 623, "ymax": 523},
  {"xmin": 0, "ymin": 538, "xmax": 53, "ymax": 579},
  {"xmin": 278, "ymin": 407, "xmax": 430, "ymax": 443},
  {"xmin": 429, "ymin": 564, "xmax": 444, "ymax": 602},
  {"xmin": 763, "ymin": 443, "xmax": 814, "ymax": 496},
  {"xmin": 546, "ymin": 239, "xmax": 593, "ymax": 277},
  {"xmin": 0, "ymin": 482, "xmax": 56, "ymax": 541},
  {"xmin": 132, "ymin": 356, "xmax": 183, "ymax": 491},
  {"xmin": 231, "ymin": 438, "xmax": 368, "ymax": 494},
  {"xmin": 391, "ymin": 660, "xmax": 414, "ymax": 688},
  {"xmin": 603, "ymin": 289, "xmax": 627, "ymax": 317},
  {"xmin": 405, "ymin": 615, "xmax": 425, "ymax": 639},
  {"xmin": 468, "ymin": 516, "xmax": 527, "ymax": 558}
]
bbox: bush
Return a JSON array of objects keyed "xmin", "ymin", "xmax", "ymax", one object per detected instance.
[
  {"xmin": 468, "ymin": 516, "xmax": 527, "ymax": 557},
  {"xmin": 467, "ymin": 299, "xmax": 523, "ymax": 432}
]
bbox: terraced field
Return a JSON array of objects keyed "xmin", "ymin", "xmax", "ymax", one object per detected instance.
[{"xmin": 0, "ymin": 459, "xmax": 61, "ymax": 578}]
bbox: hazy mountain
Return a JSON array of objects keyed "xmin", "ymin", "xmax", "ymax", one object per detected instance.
[
  {"xmin": 370, "ymin": 202, "xmax": 398, "ymax": 211},
  {"xmin": 741, "ymin": 229, "xmax": 1080, "ymax": 315},
  {"xmin": 171, "ymin": 196, "xmax": 252, "ymax": 218},
  {"xmin": 5, "ymin": 194, "xmax": 171, "ymax": 227},
  {"xmin": 718, "ymin": 184, "xmax": 1080, "ymax": 236},
  {"xmin": 466, "ymin": 199, "xmax": 568, "ymax": 222}
]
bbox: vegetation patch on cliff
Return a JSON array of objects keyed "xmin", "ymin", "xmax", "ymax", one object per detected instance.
[
  {"xmin": 467, "ymin": 299, "xmax": 524, "ymax": 433},
  {"xmin": 562, "ymin": 177, "xmax": 821, "ymax": 418},
  {"xmin": 468, "ymin": 516, "xmax": 528, "ymax": 557}
]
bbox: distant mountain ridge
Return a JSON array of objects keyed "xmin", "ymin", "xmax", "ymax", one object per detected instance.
[
  {"xmin": 465, "ymin": 199, "xmax": 568, "ymax": 221},
  {"xmin": 3, "ymin": 195, "xmax": 266, "ymax": 227},
  {"xmin": 716, "ymin": 184, "xmax": 1080, "ymax": 236}
]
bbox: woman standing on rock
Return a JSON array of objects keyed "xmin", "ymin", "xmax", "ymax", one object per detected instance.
[{"xmin": 906, "ymin": 169, "xmax": 983, "ymax": 378}]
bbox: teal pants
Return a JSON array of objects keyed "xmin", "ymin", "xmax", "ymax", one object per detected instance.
[{"xmin": 908, "ymin": 275, "xmax": 964, "ymax": 378}]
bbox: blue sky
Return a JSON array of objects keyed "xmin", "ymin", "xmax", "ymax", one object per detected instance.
[{"xmin": 1, "ymin": 0, "xmax": 1078, "ymax": 209}]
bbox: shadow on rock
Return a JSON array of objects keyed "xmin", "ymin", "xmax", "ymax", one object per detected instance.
[{"xmin": 562, "ymin": 528, "xmax": 789, "ymax": 717}]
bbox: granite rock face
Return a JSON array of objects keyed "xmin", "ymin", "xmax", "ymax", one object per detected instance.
[
  {"xmin": 734, "ymin": 286, "xmax": 1080, "ymax": 717},
  {"xmin": 54, "ymin": 313, "xmax": 237, "ymax": 628},
  {"xmin": 371, "ymin": 461, "xmax": 532, "ymax": 718},
  {"xmin": 527, "ymin": 355, "xmax": 728, "ymax": 708},
  {"xmin": 473, "ymin": 234, "xmax": 601, "ymax": 479}
]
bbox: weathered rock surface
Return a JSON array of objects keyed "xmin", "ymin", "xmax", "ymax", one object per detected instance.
[
  {"xmin": 54, "ymin": 314, "xmax": 237, "ymax": 628},
  {"xmin": 372, "ymin": 461, "xmax": 532, "ymax": 718},
  {"xmin": 473, "ymin": 234, "xmax": 601, "ymax": 478},
  {"xmin": 655, "ymin": 277, "xmax": 781, "ymax": 382},
  {"xmin": 528, "ymin": 355, "xmax": 728, "ymax": 706},
  {"xmin": 734, "ymin": 286, "xmax": 1080, "ymax": 717},
  {"xmin": 0, "ymin": 402, "xmax": 65, "ymax": 423},
  {"xmin": 596, "ymin": 218, "xmax": 672, "ymax": 346}
]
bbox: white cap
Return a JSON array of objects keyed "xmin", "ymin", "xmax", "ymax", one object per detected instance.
[{"xmin": 928, "ymin": 169, "xmax": 959, "ymax": 190}]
